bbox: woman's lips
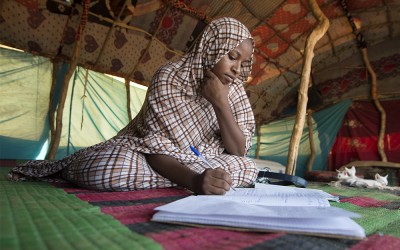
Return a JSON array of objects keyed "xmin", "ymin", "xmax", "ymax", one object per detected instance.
[{"xmin": 225, "ymin": 74, "xmax": 235, "ymax": 83}]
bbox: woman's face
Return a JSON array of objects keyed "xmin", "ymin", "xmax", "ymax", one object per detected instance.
[{"xmin": 211, "ymin": 38, "xmax": 253, "ymax": 85}]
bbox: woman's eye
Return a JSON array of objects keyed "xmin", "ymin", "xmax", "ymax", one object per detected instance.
[
  {"xmin": 241, "ymin": 61, "xmax": 250, "ymax": 68},
  {"xmin": 228, "ymin": 54, "xmax": 236, "ymax": 60}
]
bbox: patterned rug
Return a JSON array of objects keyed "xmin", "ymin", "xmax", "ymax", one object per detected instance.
[{"xmin": 1, "ymin": 166, "xmax": 400, "ymax": 250}]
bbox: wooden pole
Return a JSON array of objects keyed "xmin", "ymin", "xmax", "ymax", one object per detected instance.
[
  {"xmin": 360, "ymin": 48, "xmax": 387, "ymax": 162},
  {"xmin": 340, "ymin": 0, "xmax": 388, "ymax": 164},
  {"xmin": 285, "ymin": 0, "xmax": 330, "ymax": 175},
  {"xmin": 80, "ymin": 68, "xmax": 89, "ymax": 130},
  {"xmin": 306, "ymin": 109, "xmax": 316, "ymax": 172},
  {"xmin": 48, "ymin": 60, "xmax": 60, "ymax": 143},
  {"xmin": 46, "ymin": 1, "xmax": 89, "ymax": 160},
  {"xmin": 94, "ymin": 0, "xmax": 128, "ymax": 66},
  {"xmin": 125, "ymin": 78, "xmax": 132, "ymax": 121},
  {"xmin": 126, "ymin": 5, "xmax": 170, "ymax": 86}
]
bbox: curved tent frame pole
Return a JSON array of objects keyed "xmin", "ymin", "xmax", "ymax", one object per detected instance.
[
  {"xmin": 361, "ymin": 48, "xmax": 387, "ymax": 162},
  {"xmin": 46, "ymin": 1, "xmax": 90, "ymax": 160},
  {"xmin": 125, "ymin": 78, "xmax": 132, "ymax": 121},
  {"xmin": 340, "ymin": 0, "xmax": 387, "ymax": 162},
  {"xmin": 306, "ymin": 109, "xmax": 316, "ymax": 172},
  {"xmin": 336, "ymin": 1, "xmax": 397, "ymax": 172},
  {"xmin": 285, "ymin": 0, "xmax": 330, "ymax": 176},
  {"xmin": 48, "ymin": 60, "xmax": 60, "ymax": 145}
]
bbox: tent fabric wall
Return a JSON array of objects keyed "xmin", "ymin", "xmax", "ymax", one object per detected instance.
[
  {"xmin": 248, "ymin": 100, "xmax": 352, "ymax": 177},
  {"xmin": 0, "ymin": 47, "xmax": 52, "ymax": 159},
  {"xmin": 329, "ymin": 99, "xmax": 400, "ymax": 170},
  {"xmin": 0, "ymin": 48, "xmax": 147, "ymax": 160},
  {"xmin": 56, "ymin": 67, "xmax": 147, "ymax": 159}
]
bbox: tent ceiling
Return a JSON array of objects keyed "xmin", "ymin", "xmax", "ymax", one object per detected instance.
[{"xmin": 0, "ymin": 0, "xmax": 399, "ymax": 124}]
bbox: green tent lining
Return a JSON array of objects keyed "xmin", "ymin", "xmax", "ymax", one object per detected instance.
[{"xmin": 0, "ymin": 47, "xmax": 147, "ymax": 160}]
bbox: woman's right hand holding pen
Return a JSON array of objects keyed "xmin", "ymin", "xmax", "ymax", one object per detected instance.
[{"xmin": 194, "ymin": 168, "xmax": 232, "ymax": 195}]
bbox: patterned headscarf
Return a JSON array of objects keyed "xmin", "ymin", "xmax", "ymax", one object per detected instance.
[
  {"xmin": 176, "ymin": 17, "xmax": 254, "ymax": 91},
  {"xmin": 118, "ymin": 17, "xmax": 255, "ymax": 161}
]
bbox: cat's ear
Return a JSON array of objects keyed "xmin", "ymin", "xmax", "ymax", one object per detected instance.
[
  {"xmin": 346, "ymin": 166, "xmax": 356, "ymax": 175},
  {"xmin": 375, "ymin": 173, "xmax": 389, "ymax": 180},
  {"xmin": 336, "ymin": 169, "xmax": 341, "ymax": 172}
]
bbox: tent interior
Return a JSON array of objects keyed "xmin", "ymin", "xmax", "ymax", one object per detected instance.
[
  {"xmin": 1, "ymin": 0, "xmax": 399, "ymax": 177},
  {"xmin": 1, "ymin": 0, "xmax": 400, "ymax": 249}
]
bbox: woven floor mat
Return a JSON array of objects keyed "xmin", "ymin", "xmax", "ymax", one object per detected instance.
[
  {"xmin": 2, "ymin": 166, "xmax": 400, "ymax": 250},
  {"xmin": 0, "ymin": 167, "xmax": 162, "ymax": 250},
  {"xmin": 61, "ymin": 182, "xmax": 400, "ymax": 250}
]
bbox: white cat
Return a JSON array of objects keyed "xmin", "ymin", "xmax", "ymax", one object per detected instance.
[
  {"xmin": 353, "ymin": 173, "xmax": 388, "ymax": 188},
  {"xmin": 346, "ymin": 166, "xmax": 388, "ymax": 188},
  {"xmin": 335, "ymin": 166, "xmax": 388, "ymax": 189},
  {"xmin": 336, "ymin": 168, "xmax": 354, "ymax": 185},
  {"xmin": 375, "ymin": 173, "xmax": 389, "ymax": 186}
]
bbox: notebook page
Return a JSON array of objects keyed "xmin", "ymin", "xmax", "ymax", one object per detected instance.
[
  {"xmin": 254, "ymin": 183, "xmax": 340, "ymax": 201},
  {"xmin": 154, "ymin": 196, "xmax": 360, "ymax": 218},
  {"xmin": 219, "ymin": 186, "xmax": 330, "ymax": 207}
]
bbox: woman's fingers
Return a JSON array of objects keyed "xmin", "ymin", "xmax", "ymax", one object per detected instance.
[{"xmin": 200, "ymin": 168, "xmax": 232, "ymax": 195}]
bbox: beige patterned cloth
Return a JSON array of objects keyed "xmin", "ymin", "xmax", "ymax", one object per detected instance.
[{"xmin": 9, "ymin": 17, "xmax": 258, "ymax": 191}]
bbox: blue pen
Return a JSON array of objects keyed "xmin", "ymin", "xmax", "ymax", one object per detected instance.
[
  {"xmin": 190, "ymin": 146, "xmax": 236, "ymax": 191},
  {"xmin": 190, "ymin": 146, "xmax": 215, "ymax": 169}
]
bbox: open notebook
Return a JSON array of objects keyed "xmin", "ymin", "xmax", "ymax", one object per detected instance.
[{"xmin": 152, "ymin": 184, "xmax": 366, "ymax": 239}]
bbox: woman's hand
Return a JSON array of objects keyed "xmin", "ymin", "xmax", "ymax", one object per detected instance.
[
  {"xmin": 146, "ymin": 154, "xmax": 232, "ymax": 195},
  {"xmin": 200, "ymin": 71, "xmax": 230, "ymax": 108},
  {"xmin": 199, "ymin": 70, "xmax": 247, "ymax": 156},
  {"xmin": 194, "ymin": 168, "xmax": 232, "ymax": 195}
]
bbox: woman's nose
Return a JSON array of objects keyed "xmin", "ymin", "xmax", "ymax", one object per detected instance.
[{"xmin": 232, "ymin": 62, "xmax": 241, "ymax": 75}]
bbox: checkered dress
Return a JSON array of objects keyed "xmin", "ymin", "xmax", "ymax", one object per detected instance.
[{"xmin": 9, "ymin": 17, "xmax": 258, "ymax": 191}]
